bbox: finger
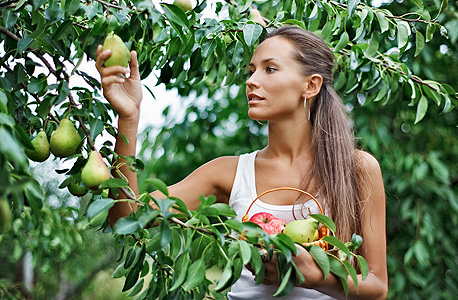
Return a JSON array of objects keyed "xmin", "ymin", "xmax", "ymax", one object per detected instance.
[
  {"xmin": 95, "ymin": 49, "xmax": 112, "ymax": 71},
  {"xmin": 95, "ymin": 44, "xmax": 103, "ymax": 57},
  {"xmin": 101, "ymin": 74, "xmax": 126, "ymax": 86},
  {"xmin": 129, "ymin": 51, "xmax": 140, "ymax": 80}
]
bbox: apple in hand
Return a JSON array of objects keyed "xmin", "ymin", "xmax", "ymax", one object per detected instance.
[{"xmin": 249, "ymin": 212, "xmax": 287, "ymax": 235}]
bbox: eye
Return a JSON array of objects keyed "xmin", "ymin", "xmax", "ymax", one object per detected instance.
[
  {"xmin": 266, "ymin": 66, "xmax": 277, "ymax": 73},
  {"xmin": 247, "ymin": 70, "xmax": 255, "ymax": 78}
]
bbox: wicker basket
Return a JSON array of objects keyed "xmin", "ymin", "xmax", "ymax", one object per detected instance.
[{"xmin": 242, "ymin": 187, "xmax": 330, "ymax": 251}]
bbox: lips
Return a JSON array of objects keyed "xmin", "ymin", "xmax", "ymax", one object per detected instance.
[{"xmin": 247, "ymin": 93, "xmax": 264, "ymax": 104}]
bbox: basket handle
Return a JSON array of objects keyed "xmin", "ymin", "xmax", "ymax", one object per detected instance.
[{"xmin": 241, "ymin": 187, "xmax": 324, "ymax": 222}]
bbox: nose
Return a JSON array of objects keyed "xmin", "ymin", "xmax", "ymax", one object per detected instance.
[{"xmin": 245, "ymin": 71, "xmax": 260, "ymax": 89}]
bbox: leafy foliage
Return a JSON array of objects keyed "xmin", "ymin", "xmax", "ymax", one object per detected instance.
[{"xmin": 1, "ymin": 0, "xmax": 457, "ymax": 299}]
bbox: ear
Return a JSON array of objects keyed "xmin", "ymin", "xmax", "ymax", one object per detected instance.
[{"xmin": 302, "ymin": 74, "xmax": 323, "ymax": 99}]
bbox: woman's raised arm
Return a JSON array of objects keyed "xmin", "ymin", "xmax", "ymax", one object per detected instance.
[{"xmin": 95, "ymin": 45, "xmax": 143, "ymax": 227}]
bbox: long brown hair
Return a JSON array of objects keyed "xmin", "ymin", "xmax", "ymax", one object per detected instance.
[{"xmin": 265, "ymin": 26, "xmax": 364, "ymax": 244}]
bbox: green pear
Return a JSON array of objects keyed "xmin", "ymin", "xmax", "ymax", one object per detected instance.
[
  {"xmin": 283, "ymin": 218, "xmax": 319, "ymax": 244},
  {"xmin": 249, "ymin": 8, "xmax": 266, "ymax": 26},
  {"xmin": 27, "ymin": 131, "xmax": 50, "ymax": 162},
  {"xmin": 68, "ymin": 180, "xmax": 88, "ymax": 197},
  {"xmin": 174, "ymin": 0, "xmax": 192, "ymax": 11},
  {"xmin": 0, "ymin": 198, "xmax": 12, "ymax": 234},
  {"xmin": 81, "ymin": 151, "xmax": 111, "ymax": 190},
  {"xmin": 50, "ymin": 118, "xmax": 81, "ymax": 158},
  {"xmin": 103, "ymin": 32, "xmax": 131, "ymax": 68}
]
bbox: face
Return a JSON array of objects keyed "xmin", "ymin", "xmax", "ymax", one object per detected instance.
[{"xmin": 246, "ymin": 36, "xmax": 308, "ymax": 122}]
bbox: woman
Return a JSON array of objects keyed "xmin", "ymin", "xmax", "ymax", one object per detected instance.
[{"xmin": 96, "ymin": 25, "xmax": 388, "ymax": 299}]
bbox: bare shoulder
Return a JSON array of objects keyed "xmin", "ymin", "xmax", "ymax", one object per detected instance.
[
  {"xmin": 205, "ymin": 155, "xmax": 239, "ymax": 168},
  {"xmin": 193, "ymin": 155, "xmax": 240, "ymax": 196},
  {"xmin": 355, "ymin": 150, "xmax": 385, "ymax": 206},
  {"xmin": 356, "ymin": 150, "xmax": 383, "ymax": 180}
]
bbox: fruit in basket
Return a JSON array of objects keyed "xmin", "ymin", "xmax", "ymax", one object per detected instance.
[
  {"xmin": 249, "ymin": 212, "xmax": 287, "ymax": 235},
  {"xmin": 283, "ymin": 218, "xmax": 319, "ymax": 244}
]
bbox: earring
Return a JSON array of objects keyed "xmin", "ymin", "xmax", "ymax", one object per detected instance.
[
  {"xmin": 304, "ymin": 97, "xmax": 310, "ymax": 121},
  {"xmin": 256, "ymin": 120, "xmax": 268, "ymax": 126}
]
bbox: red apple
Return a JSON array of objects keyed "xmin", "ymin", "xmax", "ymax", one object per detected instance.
[{"xmin": 249, "ymin": 212, "xmax": 287, "ymax": 235}]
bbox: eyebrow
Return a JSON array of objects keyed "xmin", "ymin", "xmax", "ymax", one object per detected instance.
[{"xmin": 248, "ymin": 58, "xmax": 279, "ymax": 67}]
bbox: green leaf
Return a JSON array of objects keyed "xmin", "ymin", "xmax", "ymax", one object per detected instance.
[
  {"xmin": 52, "ymin": 20, "xmax": 72, "ymax": 40},
  {"xmin": 238, "ymin": 240, "xmax": 251, "ymax": 265},
  {"xmin": 170, "ymin": 252, "xmax": 190, "ymax": 291},
  {"xmin": 415, "ymin": 31, "xmax": 425, "ymax": 57},
  {"xmin": 138, "ymin": 209, "xmax": 160, "ymax": 228},
  {"xmin": 250, "ymin": 247, "xmax": 263, "ymax": 275},
  {"xmin": 160, "ymin": 220, "xmax": 172, "ymax": 248},
  {"xmin": 334, "ymin": 31, "xmax": 349, "ymax": 53},
  {"xmin": 347, "ymin": 0, "xmax": 360, "ymax": 17},
  {"xmin": 145, "ymin": 178, "xmax": 169, "ymax": 196},
  {"xmin": 273, "ymin": 265, "xmax": 295, "ymax": 297},
  {"xmin": 329, "ymin": 257, "xmax": 349, "ymax": 295},
  {"xmin": 122, "ymin": 267, "xmax": 140, "ymax": 292},
  {"xmin": 275, "ymin": 233, "xmax": 298, "ymax": 254},
  {"xmin": 160, "ymin": 3, "xmax": 189, "ymax": 29},
  {"xmin": 127, "ymin": 278, "xmax": 144, "ymax": 297},
  {"xmin": 87, "ymin": 198, "xmax": 115, "ymax": 219},
  {"xmin": 243, "ymin": 23, "xmax": 263, "ymax": 47},
  {"xmin": 182, "ymin": 258, "xmax": 206, "ymax": 291},
  {"xmin": 343, "ymin": 260, "xmax": 358, "ymax": 291},
  {"xmin": 412, "ymin": 0, "xmax": 424, "ymax": 9},
  {"xmin": 397, "ymin": 22, "xmax": 409, "ymax": 49},
  {"xmin": 114, "ymin": 217, "xmax": 140, "ymax": 235},
  {"xmin": 376, "ymin": 11, "xmax": 389, "ymax": 33},
  {"xmin": 414, "ymin": 95, "xmax": 428, "ymax": 124},
  {"xmin": 322, "ymin": 236, "xmax": 351, "ymax": 258},
  {"xmin": 17, "ymin": 38, "xmax": 33, "ymax": 53},
  {"xmin": 437, "ymin": 0, "xmax": 448, "ymax": 16},
  {"xmin": 89, "ymin": 118, "xmax": 104, "ymax": 141},
  {"xmin": 284, "ymin": 19, "xmax": 306, "ymax": 30},
  {"xmin": 356, "ymin": 255, "xmax": 369, "ymax": 280},
  {"xmin": 112, "ymin": 262, "xmax": 128, "ymax": 279},
  {"xmin": 426, "ymin": 23, "xmax": 436, "ymax": 42},
  {"xmin": 99, "ymin": 178, "xmax": 129, "ymax": 189},
  {"xmin": 201, "ymin": 38, "xmax": 217, "ymax": 58},
  {"xmin": 210, "ymin": 203, "xmax": 236, "ymax": 217},
  {"xmin": 214, "ymin": 261, "xmax": 233, "ymax": 292},
  {"xmin": 308, "ymin": 245, "xmax": 330, "ymax": 279},
  {"xmin": 124, "ymin": 247, "xmax": 138, "ymax": 269},
  {"xmin": 366, "ymin": 32, "xmax": 379, "ymax": 57},
  {"xmin": 310, "ymin": 214, "xmax": 336, "ymax": 233},
  {"xmin": 422, "ymin": 83, "xmax": 441, "ymax": 105}
]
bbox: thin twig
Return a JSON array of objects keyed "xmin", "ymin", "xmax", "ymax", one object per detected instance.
[
  {"xmin": 94, "ymin": 0, "xmax": 122, "ymax": 10},
  {"xmin": 328, "ymin": 0, "xmax": 439, "ymax": 25}
]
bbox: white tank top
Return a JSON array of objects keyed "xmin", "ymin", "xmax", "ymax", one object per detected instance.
[{"xmin": 227, "ymin": 151, "xmax": 336, "ymax": 300}]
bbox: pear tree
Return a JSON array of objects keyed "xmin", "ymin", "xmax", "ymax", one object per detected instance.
[{"xmin": 0, "ymin": 0, "xmax": 457, "ymax": 299}]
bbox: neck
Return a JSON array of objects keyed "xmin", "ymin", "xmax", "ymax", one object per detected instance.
[{"xmin": 263, "ymin": 115, "xmax": 313, "ymax": 162}]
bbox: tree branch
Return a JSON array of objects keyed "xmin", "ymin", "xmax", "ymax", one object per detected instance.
[
  {"xmin": 94, "ymin": 0, "xmax": 122, "ymax": 10},
  {"xmin": 328, "ymin": 0, "xmax": 439, "ymax": 24},
  {"xmin": 0, "ymin": 62, "xmax": 61, "ymax": 124},
  {"xmin": 0, "ymin": 25, "xmax": 59, "ymax": 78}
]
